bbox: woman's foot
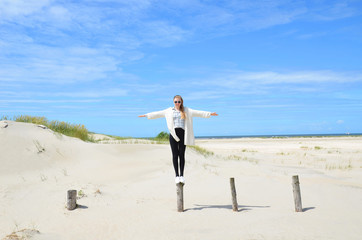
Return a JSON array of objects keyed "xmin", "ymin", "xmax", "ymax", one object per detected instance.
[
  {"xmin": 179, "ymin": 176, "xmax": 185, "ymax": 184},
  {"xmin": 175, "ymin": 176, "xmax": 180, "ymax": 184}
]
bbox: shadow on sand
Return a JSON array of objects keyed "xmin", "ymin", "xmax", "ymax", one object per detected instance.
[
  {"xmin": 302, "ymin": 207, "xmax": 316, "ymax": 212},
  {"xmin": 76, "ymin": 204, "xmax": 89, "ymax": 209},
  {"xmin": 185, "ymin": 204, "xmax": 270, "ymax": 212}
]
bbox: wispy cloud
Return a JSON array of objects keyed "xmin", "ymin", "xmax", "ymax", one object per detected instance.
[
  {"xmin": 138, "ymin": 21, "xmax": 190, "ymax": 47},
  {"xmin": 184, "ymin": 70, "xmax": 362, "ymax": 98},
  {"xmin": 0, "ymin": 99, "xmax": 101, "ymax": 103},
  {"xmin": 308, "ymin": 1, "xmax": 358, "ymax": 21},
  {"xmin": 0, "ymin": 44, "xmax": 125, "ymax": 84},
  {"xmin": 117, "ymin": 69, "xmax": 362, "ymax": 97},
  {"xmin": 1, "ymin": 0, "xmax": 361, "ymax": 89},
  {"xmin": 0, "ymin": 0, "xmax": 51, "ymax": 22},
  {"xmin": 221, "ymin": 70, "xmax": 362, "ymax": 84},
  {"xmin": 51, "ymin": 88, "xmax": 128, "ymax": 98},
  {"xmin": 337, "ymin": 120, "xmax": 344, "ymax": 124}
]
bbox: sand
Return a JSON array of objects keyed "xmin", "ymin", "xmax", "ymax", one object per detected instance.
[{"xmin": 1, "ymin": 120, "xmax": 361, "ymax": 240}]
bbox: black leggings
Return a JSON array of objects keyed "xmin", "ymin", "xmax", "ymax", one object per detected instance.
[{"xmin": 169, "ymin": 128, "xmax": 186, "ymax": 177}]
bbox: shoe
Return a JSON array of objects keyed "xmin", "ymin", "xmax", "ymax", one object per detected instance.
[
  {"xmin": 179, "ymin": 176, "xmax": 185, "ymax": 184},
  {"xmin": 175, "ymin": 176, "xmax": 180, "ymax": 184}
]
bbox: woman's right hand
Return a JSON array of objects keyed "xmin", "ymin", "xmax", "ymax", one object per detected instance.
[{"xmin": 138, "ymin": 115, "xmax": 146, "ymax": 117}]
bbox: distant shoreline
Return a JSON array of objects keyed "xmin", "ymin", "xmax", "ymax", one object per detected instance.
[{"xmin": 195, "ymin": 133, "xmax": 362, "ymax": 139}]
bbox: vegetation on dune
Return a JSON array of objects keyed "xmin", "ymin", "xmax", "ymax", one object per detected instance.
[
  {"xmin": 189, "ymin": 145, "xmax": 214, "ymax": 157},
  {"xmin": 149, "ymin": 131, "xmax": 215, "ymax": 157},
  {"xmin": 103, "ymin": 134, "xmax": 133, "ymax": 140},
  {"xmin": 154, "ymin": 131, "xmax": 169, "ymax": 141},
  {"xmin": 1, "ymin": 115, "xmax": 94, "ymax": 142}
]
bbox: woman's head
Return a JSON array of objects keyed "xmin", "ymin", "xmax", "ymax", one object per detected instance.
[
  {"xmin": 173, "ymin": 95, "xmax": 183, "ymax": 106},
  {"xmin": 173, "ymin": 95, "xmax": 186, "ymax": 119}
]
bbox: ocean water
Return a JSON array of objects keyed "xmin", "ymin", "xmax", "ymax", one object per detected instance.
[{"xmin": 196, "ymin": 133, "xmax": 362, "ymax": 139}]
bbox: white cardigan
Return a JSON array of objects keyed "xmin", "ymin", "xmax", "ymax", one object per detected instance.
[{"xmin": 146, "ymin": 107, "xmax": 211, "ymax": 146}]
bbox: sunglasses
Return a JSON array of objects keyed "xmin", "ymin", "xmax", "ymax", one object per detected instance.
[{"xmin": 174, "ymin": 101, "xmax": 181, "ymax": 103}]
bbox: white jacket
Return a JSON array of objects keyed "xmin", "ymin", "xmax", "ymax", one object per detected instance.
[{"xmin": 146, "ymin": 107, "xmax": 211, "ymax": 146}]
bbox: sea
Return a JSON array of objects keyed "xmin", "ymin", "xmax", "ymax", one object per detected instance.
[{"xmin": 196, "ymin": 133, "xmax": 362, "ymax": 139}]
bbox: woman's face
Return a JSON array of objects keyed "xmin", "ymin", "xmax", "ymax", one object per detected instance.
[{"xmin": 174, "ymin": 97, "xmax": 182, "ymax": 109}]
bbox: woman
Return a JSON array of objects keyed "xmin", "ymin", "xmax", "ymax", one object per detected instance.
[{"xmin": 139, "ymin": 95, "xmax": 218, "ymax": 184}]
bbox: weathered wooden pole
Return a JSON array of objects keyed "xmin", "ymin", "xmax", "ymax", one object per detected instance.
[
  {"xmin": 292, "ymin": 175, "xmax": 303, "ymax": 212},
  {"xmin": 176, "ymin": 183, "xmax": 184, "ymax": 212},
  {"xmin": 67, "ymin": 190, "xmax": 77, "ymax": 210},
  {"xmin": 230, "ymin": 178, "xmax": 238, "ymax": 212}
]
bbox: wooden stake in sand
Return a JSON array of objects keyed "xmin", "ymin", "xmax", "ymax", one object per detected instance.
[
  {"xmin": 230, "ymin": 178, "xmax": 238, "ymax": 212},
  {"xmin": 67, "ymin": 190, "xmax": 77, "ymax": 210},
  {"xmin": 292, "ymin": 175, "xmax": 303, "ymax": 212},
  {"xmin": 176, "ymin": 183, "xmax": 184, "ymax": 212}
]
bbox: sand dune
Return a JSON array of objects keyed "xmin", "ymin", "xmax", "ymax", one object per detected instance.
[{"xmin": 1, "ymin": 120, "xmax": 361, "ymax": 240}]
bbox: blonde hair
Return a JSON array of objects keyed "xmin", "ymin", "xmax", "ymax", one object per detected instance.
[{"xmin": 174, "ymin": 95, "xmax": 186, "ymax": 119}]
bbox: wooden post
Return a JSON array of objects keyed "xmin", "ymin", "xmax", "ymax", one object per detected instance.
[
  {"xmin": 176, "ymin": 183, "xmax": 184, "ymax": 212},
  {"xmin": 292, "ymin": 175, "xmax": 303, "ymax": 212},
  {"xmin": 230, "ymin": 178, "xmax": 238, "ymax": 212},
  {"xmin": 67, "ymin": 190, "xmax": 77, "ymax": 210}
]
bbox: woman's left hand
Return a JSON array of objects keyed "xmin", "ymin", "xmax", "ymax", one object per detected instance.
[{"xmin": 211, "ymin": 112, "xmax": 218, "ymax": 116}]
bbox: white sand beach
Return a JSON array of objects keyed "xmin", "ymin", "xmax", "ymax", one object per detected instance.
[{"xmin": 1, "ymin": 120, "xmax": 362, "ymax": 240}]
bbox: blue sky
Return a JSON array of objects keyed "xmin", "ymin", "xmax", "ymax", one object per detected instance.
[{"xmin": 1, "ymin": 0, "xmax": 362, "ymax": 137}]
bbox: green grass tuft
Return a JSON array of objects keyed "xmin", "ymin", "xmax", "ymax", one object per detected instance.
[
  {"xmin": 1, "ymin": 115, "xmax": 94, "ymax": 142},
  {"xmin": 226, "ymin": 155, "xmax": 242, "ymax": 160},
  {"xmin": 154, "ymin": 131, "xmax": 169, "ymax": 141},
  {"xmin": 143, "ymin": 131, "xmax": 169, "ymax": 144},
  {"xmin": 189, "ymin": 145, "xmax": 214, "ymax": 158}
]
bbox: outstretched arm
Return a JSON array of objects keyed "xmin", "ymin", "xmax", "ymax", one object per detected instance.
[
  {"xmin": 138, "ymin": 109, "xmax": 168, "ymax": 119},
  {"xmin": 190, "ymin": 108, "xmax": 218, "ymax": 118}
]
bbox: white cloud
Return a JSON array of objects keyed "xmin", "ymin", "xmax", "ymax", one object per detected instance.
[
  {"xmin": 155, "ymin": 0, "xmax": 360, "ymax": 37},
  {"xmin": 52, "ymin": 88, "xmax": 128, "ymax": 98},
  {"xmin": 210, "ymin": 70, "xmax": 362, "ymax": 87},
  {"xmin": 158, "ymin": 69, "xmax": 362, "ymax": 101},
  {"xmin": 1, "ymin": 0, "xmax": 361, "ymax": 106},
  {"xmin": 0, "ymin": 0, "xmax": 51, "ymax": 22},
  {"xmin": 337, "ymin": 120, "xmax": 344, "ymax": 124},
  {"xmin": 0, "ymin": 99, "xmax": 101, "ymax": 104},
  {"xmin": 233, "ymin": 1, "xmax": 307, "ymax": 31},
  {"xmin": 184, "ymin": 91, "xmax": 226, "ymax": 101},
  {"xmin": 47, "ymin": 5, "xmax": 72, "ymax": 25},
  {"xmin": 1, "ymin": 0, "xmax": 360, "ymax": 39},
  {"xmin": 0, "ymin": 87, "xmax": 128, "ymax": 99},
  {"xmin": 309, "ymin": 2, "xmax": 357, "ymax": 21},
  {"xmin": 0, "ymin": 44, "xmax": 124, "ymax": 84},
  {"xmin": 138, "ymin": 21, "xmax": 190, "ymax": 47}
]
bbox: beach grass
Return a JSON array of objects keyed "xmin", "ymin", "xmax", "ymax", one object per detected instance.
[
  {"xmin": 189, "ymin": 145, "xmax": 214, "ymax": 157},
  {"xmin": 103, "ymin": 134, "xmax": 133, "ymax": 140},
  {"xmin": 141, "ymin": 131, "xmax": 169, "ymax": 144},
  {"xmin": 226, "ymin": 154, "xmax": 242, "ymax": 160},
  {"xmin": 1, "ymin": 115, "xmax": 94, "ymax": 142},
  {"xmin": 325, "ymin": 161, "xmax": 353, "ymax": 170},
  {"xmin": 147, "ymin": 132, "xmax": 229, "ymax": 159},
  {"xmin": 152, "ymin": 131, "xmax": 169, "ymax": 142}
]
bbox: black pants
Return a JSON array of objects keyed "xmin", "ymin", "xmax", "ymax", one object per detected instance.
[{"xmin": 169, "ymin": 128, "xmax": 186, "ymax": 177}]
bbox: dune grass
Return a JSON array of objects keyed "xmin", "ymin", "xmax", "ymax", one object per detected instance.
[
  {"xmin": 152, "ymin": 131, "xmax": 169, "ymax": 142},
  {"xmin": 148, "ymin": 131, "xmax": 215, "ymax": 157},
  {"xmin": 1, "ymin": 115, "xmax": 93, "ymax": 142},
  {"xmin": 189, "ymin": 145, "xmax": 214, "ymax": 157},
  {"xmin": 103, "ymin": 134, "xmax": 133, "ymax": 141}
]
